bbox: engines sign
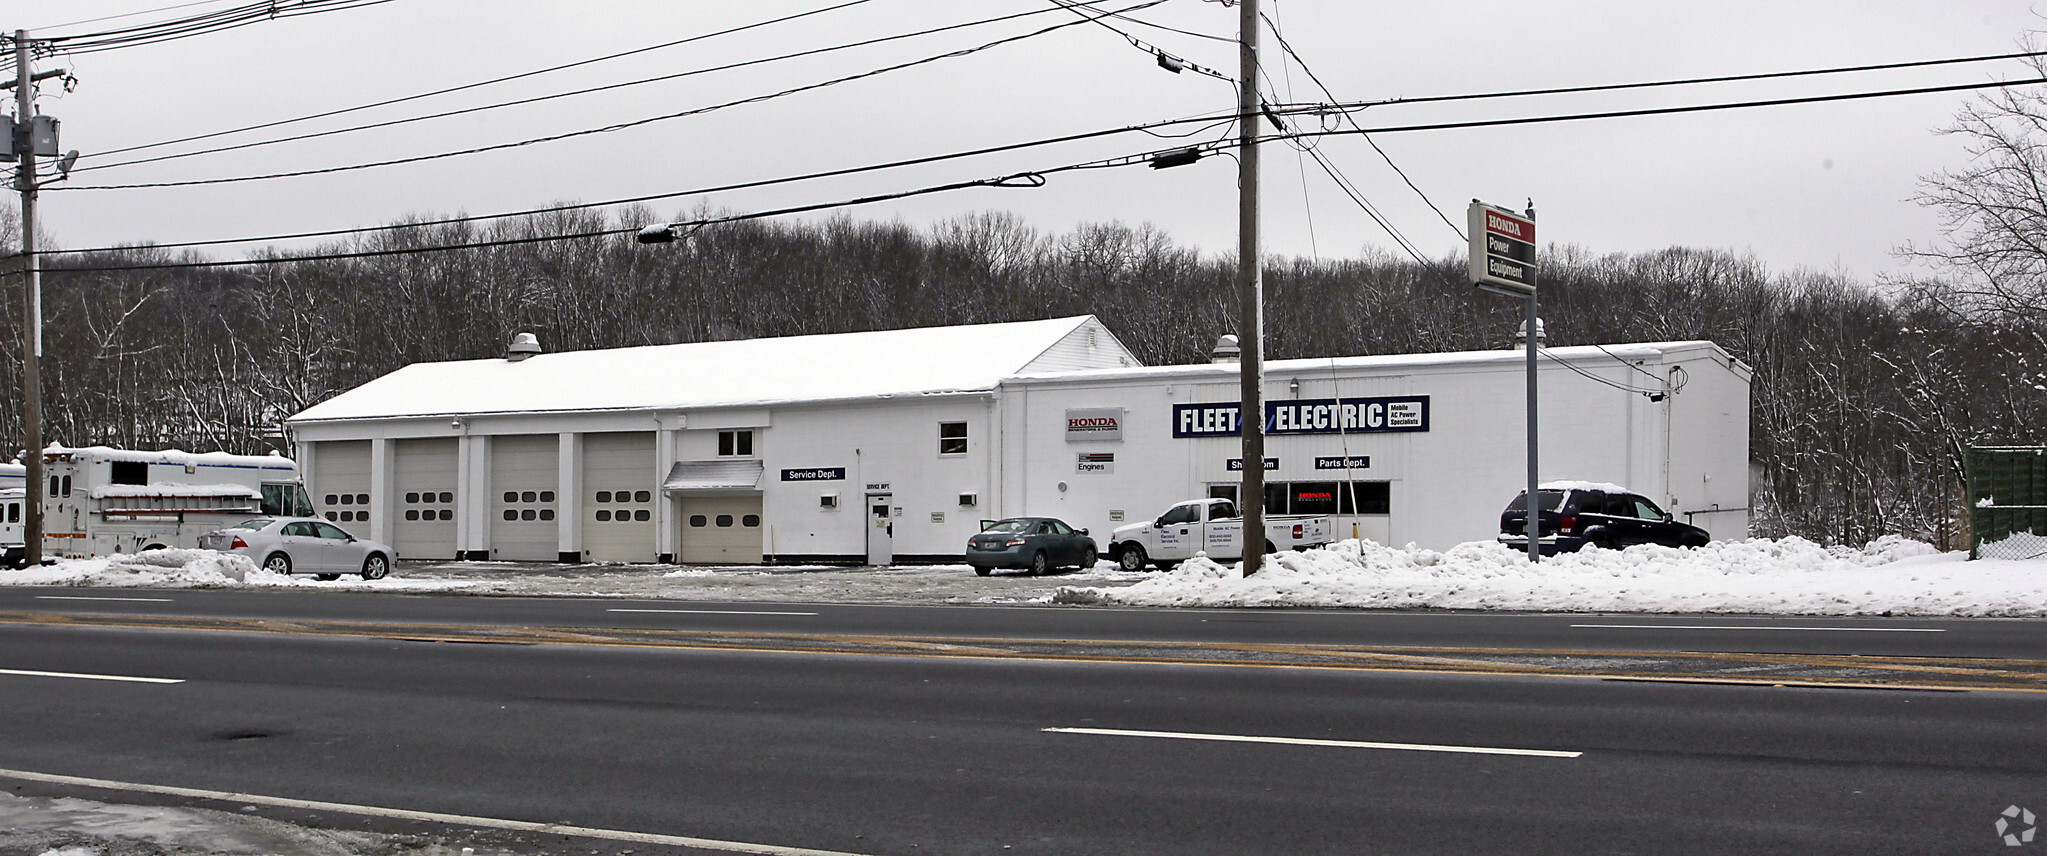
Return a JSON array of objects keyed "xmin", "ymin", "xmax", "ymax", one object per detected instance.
[{"xmin": 1467, "ymin": 201, "xmax": 1536, "ymax": 296}]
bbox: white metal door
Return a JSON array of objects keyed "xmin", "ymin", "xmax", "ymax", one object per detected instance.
[
  {"xmin": 581, "ymin": 432, "xmax": 655, "ymax": 563},
  {"xmin": 677, "ymin": 496, "xmax": 764, "ymax": 564},
  {"xmin": 392, "ymin": 438, "xmax": 457, "ymax": 560},
  {"xmin": 865, "ymin": 494, "xmax": 892, "ymax": 565},
  {"xmin": 311, "ymin": 441, "xmax": 373, "ymax": 529},
  {"xmin": 489, "ymin": 434, "xmax": 560, "ymax": 561}
]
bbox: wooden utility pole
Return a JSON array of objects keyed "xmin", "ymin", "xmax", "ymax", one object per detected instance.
[
  {"xmin": 1237, "ymin": 0, "xmax": 1266, "ymax": 575},
  {"xmin": 14, "ymin": 30, "xmax": 42, "ymax": 568}
]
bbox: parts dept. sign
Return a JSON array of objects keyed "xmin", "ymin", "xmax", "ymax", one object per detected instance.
[
  {"xmin": 1064, "ymin": 408, "xmax": 1124, "ymax": 442},
  {"xmin": 1172, "ymin": 396, "xmax": 1429, "ymax": 438}
]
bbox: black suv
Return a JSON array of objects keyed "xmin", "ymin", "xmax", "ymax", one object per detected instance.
[{"xmin": 1498, "ymin": 484, "xmax": 1709, "ymax": 555}]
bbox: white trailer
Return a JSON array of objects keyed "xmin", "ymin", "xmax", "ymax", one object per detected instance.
[
  {"xmin": 34, "ymin": 445, "xmax": 314, "ymax": 559},
  {"xmin": 1, "ymin": 488, "xmax": 22, "ymax": 566}
]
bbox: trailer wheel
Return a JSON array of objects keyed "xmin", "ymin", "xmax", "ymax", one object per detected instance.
[
  {"xmin": 262, "ymin": 552, "xmax": 292, "ymax": 576},
  {"xmin": 1116, "ymin": 544, "xmax": 1147, "ymax": 572}
]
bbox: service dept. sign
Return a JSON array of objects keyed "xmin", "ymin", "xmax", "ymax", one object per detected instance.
[
  {"xmin": 1172, "ymin": 396, "xmax": 1429, "ymax": 438},
  {"xmin": 1065, "ymin": 408, "xmax": 1124, "ymax": 443}
]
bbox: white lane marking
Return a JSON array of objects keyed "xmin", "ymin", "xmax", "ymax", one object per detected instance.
[
  {"xmin": 35, "ymin": 596, "xmax": 176, "ymax": 603},
  {"xmin": 1044, "ymin": 727, "xmax": 1581, "ymax": 758},
  {"xmin": 0, "ymin": 668, "xmax": 182, "ymax": 684},
  {"xmin": 606, "ymin": 609, "xmax": 818, "ymax": 616},
  {"xmin": 0, "ymin": 767, "xmax": 876, "ymax": 856},
  {"xmin": 1570, "ymin": 624, "xmax": 1944, "ymax": 633}
]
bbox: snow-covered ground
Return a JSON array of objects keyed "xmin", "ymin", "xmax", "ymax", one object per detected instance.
[
  {"xmin": 4, "ymin": 536, "xmax": 2045, "ymax": 616},
  {"xmin": 1055, "ymin": 536, "xmax": 2047, "ymax": 617}
]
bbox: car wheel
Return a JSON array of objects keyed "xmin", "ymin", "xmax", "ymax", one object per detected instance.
[
  {"xmin": 143, "ymin": 543, "xmax": 168, "ymax": 552},
  {"xmin": 1080, "ymin": 546, "xmax": 1097, "ymax": 570},
  {"xmin": 361, "ymin": 554, "xmax": 390, "ymax": 581},
  {"xmin": 1264, "ymin": 540, "xmax": 1278, "ymax": 554},
  {"xmin": 974, "ymin": 566, "xmax": 991, "ymax": 577},
  {"xmin": 1029, "ymin": 551, "xmax": 1049, "ymax": 576},
  {"xmin": 262, "ymin": 552, "xmax": 292, "ymax": 576},
  {"xmin": 1117, "ymin": 545, "xmax": 1147, "ymax": 572},
  {"xmin": 314, "ymin": 573, "xmax": 341, "ymax": 581}
]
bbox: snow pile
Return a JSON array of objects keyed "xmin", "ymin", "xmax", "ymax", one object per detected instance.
[
  {"xmin": 1, "ymin": 549, "xmax": 269, "ymax": 588},
  {"xmin": 1051, "ymin": 536, "xmax": 2047, "ymax": 616},
  {"xmin": 0, "ymin": 549, "xmax": 473, "ymax": 591}
]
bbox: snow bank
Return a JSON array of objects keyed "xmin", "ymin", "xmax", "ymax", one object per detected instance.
[
  {"xmin": 1052, "ymin": 536, "xmax": 2047, "ymax": 616},
  {"xmin": 0, "ymin": 549, "xmax": 473, "ymax": 591}
]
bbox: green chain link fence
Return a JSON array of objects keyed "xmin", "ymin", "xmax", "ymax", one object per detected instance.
[{"xmin": 1967, "ymin": 446, "xmax": 2047, "ymax": 560}]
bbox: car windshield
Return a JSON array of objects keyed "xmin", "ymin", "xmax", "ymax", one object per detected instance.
[
  {"xmin": 225, "ymin": 518, "xmax": 274, "ymax": 531},
  {"xmin": 982, "ymin": 519, "xmax": 1032, "ymax": 534}
]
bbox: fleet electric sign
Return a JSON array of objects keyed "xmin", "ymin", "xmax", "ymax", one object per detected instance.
[
  {"xmin": 1172, "ymin": 396, "xmax": 1429, "ymax": 438},
  {"xmin": 1468, "ymin": 201, "xmax": 1536, "ymax": 296}
]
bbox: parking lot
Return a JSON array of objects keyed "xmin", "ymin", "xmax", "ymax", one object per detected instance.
[{"xmin": 387, "ymin": 558, "xmax": 1150, "ymax": 604}]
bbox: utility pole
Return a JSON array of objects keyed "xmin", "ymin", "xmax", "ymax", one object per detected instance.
[
  {"xmin": 12, "ymin": 30, "xmax": 42, "ymax": 568},
  {"xmin": 1237, "ymin": 0, "xmax": 1266, "ymax": 575}
]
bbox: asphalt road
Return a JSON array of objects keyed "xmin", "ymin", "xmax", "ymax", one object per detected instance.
[
  {"xmin": 1, "ymin": 590, "xmax": 2043, "ymax": 854},
  {"xmin": 1, "ymin": 584, "xmax": 2044, "ymax": 658}
]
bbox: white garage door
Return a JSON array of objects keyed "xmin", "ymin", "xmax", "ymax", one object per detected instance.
[
  {"xmin": 312, "ymin": 441, "xmax": 373, "ymax": 530},
  {"xmin": 677, "ymin": 496, "xmax": 764, "ymax": 564},
  {"xmin": 582, "ymin": 432, "xmax": 655, "ymax": 563},
  {"xmin": 392, "ymin": 438, "xmax": 457, "ymax": 560},
  {"xmin": 490, "ymin": 434, "xmax": 560, "ymax": 561}
]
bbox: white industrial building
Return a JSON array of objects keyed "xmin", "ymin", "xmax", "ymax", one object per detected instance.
[{"xmin": 285, "ymin": 316, "xmax": 1751, "ymax": 564}]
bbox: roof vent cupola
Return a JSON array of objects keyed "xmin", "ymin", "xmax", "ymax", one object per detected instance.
[
  {"xmin": 507, "ymin": 332, "xmax": 542, "ymax": 362},
  {"xmin": 1210, "ymin": 334, "xmax": 1241, "ymax": 364}
]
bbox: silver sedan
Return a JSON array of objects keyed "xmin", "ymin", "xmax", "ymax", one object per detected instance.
[{"xmin": 198, "ymin": 517, "xmax": 394, "ymax": 581}]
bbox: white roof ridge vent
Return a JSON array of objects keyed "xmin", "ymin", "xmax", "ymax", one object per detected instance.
[{"xmin": 507, "ymin": 332, "xmax": 542, "ymax": 362}]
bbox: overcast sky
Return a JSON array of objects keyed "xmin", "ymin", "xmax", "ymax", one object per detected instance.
[{"xmin": 15, "ymin": 0, "xmax": 2043, "ymax": 282}]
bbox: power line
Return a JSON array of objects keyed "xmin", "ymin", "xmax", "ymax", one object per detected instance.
[
  {"xmin": 45, "ymin": 106, "xmax": 1243, "ymax": 256},
  {"xmin": 61, "ymin": 0, "xmax": 1174, "ymax": 191},
  {"xmin": 81, "ymin": 0, "xmax": 890, "ymax": 164},
  {"xmin": 26, "ymin": 0, "xmax": 240, "ymax": 33},
  {"xmin": 50, "ymin": 136, "xmax": 1233, "ymax": 273},
  {"xmin": 81, "ymin": 0, "xmax": 1114, "ymax": 171},
  {"xmin": 14, "ymin": 0, "xmax": 397, "ymax": 61},
  {"xmin": 1045, "ymin": 0, "xmax": 1232, "ymax": 81},
  {"xmin": 49, "ymin": 67, "xmax": 2047, "ymax": 255},
  {"xmin": 1294, "ymin": 48, "xmax": 2047, "ymax": 113},
  {"xmin": 1260, "ymin": 9, "xmax": 1463, "ymax": 241}
]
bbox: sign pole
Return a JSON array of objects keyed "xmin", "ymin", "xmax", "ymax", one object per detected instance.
[
  {"xmin": 1467, "ymin": 200, "xmax": 1540, "ymax": 563},
  {"xmin": 1524, "ymin": 289, "xmax": 1540, "ymax": 565}
]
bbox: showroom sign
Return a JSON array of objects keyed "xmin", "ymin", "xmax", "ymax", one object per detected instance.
[{"xmin": 1172, "ymin": 396, "xmax": 1430, "ymax": 438}]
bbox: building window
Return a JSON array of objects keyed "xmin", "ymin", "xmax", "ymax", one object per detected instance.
[
  {"xmin": 742, "ymin": 514, "xmax": 760, "ymax": 527},
  {"xmin": 938, "ymin": 421, "xmax": 968, "ymax": 456},
  {"xmin": 690, "ymin": 515, "xmax": 708, "ymax": 527},
  {"xmin": 718, "ymin": 429, "xmax": 755, "ymax": 457},
  {"xmin": 503, "ymin": 510, "xmax": 518, "ymax": 521},
  {"xmin": 715, "ymin": 514, "xmax": 734, "ymax": 527},
  {"xmin": 596, "ymin": 510, "xmax": 612, "ymax": 522}
]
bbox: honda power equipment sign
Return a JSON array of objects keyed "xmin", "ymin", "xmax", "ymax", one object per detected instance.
[{"xmin": 1468, "ymin": 201, "xmax": 1536, "ymax": 296}]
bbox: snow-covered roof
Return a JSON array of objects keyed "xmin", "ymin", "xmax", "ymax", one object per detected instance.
[
  {"xmin": 1006, "ymin": 340, "xmax": 1739, "ymax": 386},
  {"xmin": 90, "ymin": 484, "xmax": 263, "ymax": 500},
  {"xmin": 44, "ymin": 445, "xmax": 295, "ymax": 471},
  {"xmin": 291, "ymin": 316, "xmax": 1134, "ymax": 422}
]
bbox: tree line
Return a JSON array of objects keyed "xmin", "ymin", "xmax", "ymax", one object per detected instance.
[{"xmin": 0, "ymin": 201, "xmax": 2038, "ymax": 549}]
